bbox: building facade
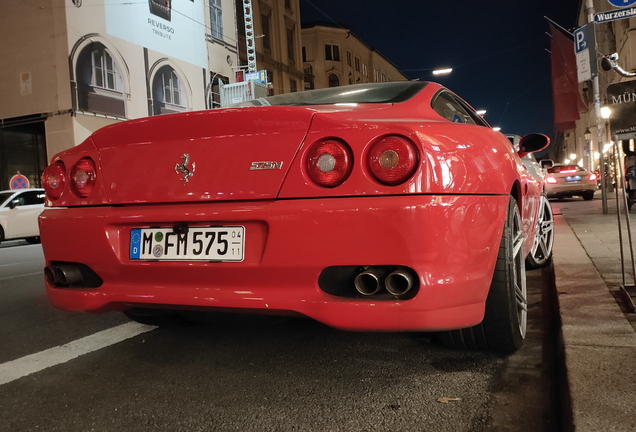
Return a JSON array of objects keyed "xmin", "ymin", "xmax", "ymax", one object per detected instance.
[
  {"xmin": 235, "ymin": 0, "xmax": 304, "ymax": 95},
  {"xmin": 0, "ymin": 0, "xmax": 238, "ymax": 190},
  {"xmin": 301, "ymin": 24, "xmax": 408, "ymax": 90},
  {"xmin": 569, "ymin": 0, "xmax": 636, "ymax": 172}
]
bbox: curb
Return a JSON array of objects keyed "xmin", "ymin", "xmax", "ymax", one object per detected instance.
[{"xmin": 553, "ymin": 214, "xmax": 636, "ymax": 431}]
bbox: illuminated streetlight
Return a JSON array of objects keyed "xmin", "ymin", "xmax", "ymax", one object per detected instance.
[
  {"xmin": 432, "ymin": 68, "xmax": 452, "ymax": 76},
  {"xmin": 584, "ymin": 128, "xmax": 591, "ymax": 141},
  {"xmin": 564, "ymin": 159, "xmax": 571, "ymax": 164},
  {"xmin": 570, "ymin": 153, "xmax": 577, "ymax": 160},
  {"xmin": 492, "ymin": 126, "xmax": 501, "ymax": 132},
  {"xmin": 476, "ymin": 109, "xmax": 487, "ymax": 116},
  {"xmin": 601, "ymin": 106, "xmax": 611, "ymax": 119}
]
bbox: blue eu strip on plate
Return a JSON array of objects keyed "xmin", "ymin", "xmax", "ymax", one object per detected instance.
[{"xmin": 130, "ymin": 228, "xmax": 141, "ymax": 259}]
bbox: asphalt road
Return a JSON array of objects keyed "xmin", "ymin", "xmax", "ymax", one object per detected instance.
[{"xmin": 0, "ymin": 241, "xmax": 560, "ymax": 432}]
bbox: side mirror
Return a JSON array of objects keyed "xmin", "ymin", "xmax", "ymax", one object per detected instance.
[
  {"xmin": 8, "ymin": 199, "xmax": 19, "ymax": 209},
  {"xmin": 517, "ymin": 133, "xmax": 550, "ymax": 158}
]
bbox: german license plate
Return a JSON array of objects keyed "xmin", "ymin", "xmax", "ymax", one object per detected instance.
[
  {"xmin": 565, "ymin": 176, "xmax": 581, "ymax": 182},
  {"xmin": 129, "ymin": 226, "xmax": 244, "ymax": 261}
]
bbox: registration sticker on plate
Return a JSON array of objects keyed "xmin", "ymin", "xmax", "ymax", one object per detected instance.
[{"xmin": 129, "ymin": 226, "xmax": 244, "ymax": 261}]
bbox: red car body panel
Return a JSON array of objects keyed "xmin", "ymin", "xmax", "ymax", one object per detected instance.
[{"xmin": 39, "ymin": 82, "xmax": 544, "ymax": 332}]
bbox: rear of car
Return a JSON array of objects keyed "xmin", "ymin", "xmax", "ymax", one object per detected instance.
[
  {"xmin": 544, "ymin": 164, "xmax": 597, "ymax": 200},
  {"xmin": 38, "ymin": 82, "xmax": 537, "ymax": 341}
]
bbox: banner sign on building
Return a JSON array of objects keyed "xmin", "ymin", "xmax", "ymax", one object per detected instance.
[
  {"xmin": 607, "ymin": 80, "xmax": 636, "ymax": 139},
  {"xmin": 104, "ymin": 0, "xmax": 207, "ymax": 68},
  {"xmin": 574, "ymin": 24, "xmax": 597, "ymax": 83}
]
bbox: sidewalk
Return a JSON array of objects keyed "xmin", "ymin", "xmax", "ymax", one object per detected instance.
[{"xmin": 552, "ymin": 192, "xmax": 636, "ymax": 431}]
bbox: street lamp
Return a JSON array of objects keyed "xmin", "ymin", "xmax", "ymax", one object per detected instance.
[
  {"xmin": 584, "ymin": 128, "xmax": 591, "ymax": 141},
  {"xmin": 476, "ymin": 109, "xmax": 487, "ymax": 116},
  {"xmin": 432, "ymin": 68, "xmax": 452, "ymax": 76}
]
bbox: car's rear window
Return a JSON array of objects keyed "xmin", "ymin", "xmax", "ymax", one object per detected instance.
[
  {"xmin": 231, "ymin": 82, "xmax": 427, "ymax": 107},
  {"xmin": 548, "ymin": 165, "xmax": 584, "ymax": 174}
]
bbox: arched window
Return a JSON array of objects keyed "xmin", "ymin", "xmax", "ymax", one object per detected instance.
[
  {"xmin": 75, "ymin": 42, "xmax": 126, "ymax": 117},
  {"xmin": 328, "ymin": 73, "xmax": 339, "ymax": 87},
  {"xmin": 152, "ymin": 66, "xmax": 188, "ymax": 115}
]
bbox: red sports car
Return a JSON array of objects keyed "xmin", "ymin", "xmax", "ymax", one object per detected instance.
[{"xmin": 39, "ymin": 82, "xmax": 549, "ymax": 352}]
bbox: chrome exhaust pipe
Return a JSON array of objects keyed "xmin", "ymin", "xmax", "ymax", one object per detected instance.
[
  {"xmin": 53, "ymin": 264, "xmax": 85, "ymax": 285},
  {"xmin": 44, "ymin": 266, "xmax": 57, "ymax": 284},
  {"xmin": 354, "ymin": 267, "xmax": 387, "ymax": 296},
  {"xmin": 385, "ymin": 268, "xmax": 415, "ymax": 296}
]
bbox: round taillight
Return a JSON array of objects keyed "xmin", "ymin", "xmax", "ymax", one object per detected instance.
[
  {"xmin": 70, "ymin": 158, "xmax": 97, "ymax": 198},
  {"xmin": 306, "ymin": 139, "xmax": 353, "ymax": 187},
  {"xmin": 42, "ymin": 162, "xmax": 66, "ymax": 200},
  {"xmin": 368, "ymin": 136, "xmax": 419, "ymax": 186},
  {"xmin": 545, "ymin": 176, "xmax": 558, "ymax": 184}
]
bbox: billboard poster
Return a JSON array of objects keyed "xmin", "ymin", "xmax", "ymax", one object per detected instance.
[
  {"xmin": 105, "ymin": 0, "xmax": 207, "ymax": 68},
  {"xmin": 607, "ymin": 80, "xmax": 636, "ymax": 139}
]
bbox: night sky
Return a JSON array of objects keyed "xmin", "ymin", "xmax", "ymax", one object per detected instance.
[{"xmin": 300, "ymin": 0, "xmax": 582, "ymax": 142}]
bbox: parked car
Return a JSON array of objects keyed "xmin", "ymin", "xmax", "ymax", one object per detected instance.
[
  {"xmin": 40, "ymin": 82, "xmax": 549, "ymax": 352},
  {"xmin": 0, "ymin": 188, "xmax": 45, "ymax": 244},
  {"xmin": 544, "ymin": 164, "xmax": 597, "ymax": 200},
  {"xmin": 507, "ymin": 135, "xmax": 554, "ymax": 270}
]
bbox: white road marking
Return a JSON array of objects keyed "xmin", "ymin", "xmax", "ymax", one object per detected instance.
[
  {"xmin": 0, "ymin": 322, "xmax": 156, "ymax": 386},
  {"xmin": 0, "ymin": 272, "xmax": 45, "ymax": 282}
]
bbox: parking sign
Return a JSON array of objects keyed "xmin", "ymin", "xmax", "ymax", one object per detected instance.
[{"xmin": 574, "ymin": 24, "xmax": 597, "ymax": 83}]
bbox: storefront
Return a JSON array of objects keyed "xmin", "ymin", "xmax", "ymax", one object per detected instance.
[{"xmin": 0, "ymin": 116, "xmax": 48, "ymax": 191}]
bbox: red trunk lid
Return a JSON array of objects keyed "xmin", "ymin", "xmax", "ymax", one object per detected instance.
[{"xmin": 90, "ymin": 107, "xmax": 314, "ymax": 204}]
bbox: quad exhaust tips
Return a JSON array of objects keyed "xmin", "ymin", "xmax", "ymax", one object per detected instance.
[
  {"xmin": 45, "ymin": 264, "xmax": 85, "ymax": 285},
  {"xmin": 354, "ymin": 266, "xmax": 416, "ymax": 297},
  {"xmin": 44, "ymin": 262, "xmax": 103, "ymax": 288}
]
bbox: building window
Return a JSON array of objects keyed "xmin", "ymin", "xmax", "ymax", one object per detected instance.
[
  {"xmin": 75, "ymin": 42, "xmax": 125, "ymax": 117},
  {"xmin": 374, "ymin": 69, "xmax": 379, "ymax": 82},
  {"xmin": 355, "ymin": 57, "xmax": 360, "ymax": 72},
  {"xmin": 209, "ymin": 0, "xmax": 223, "ymax": 40},
  {"xmin": 91, "ymin": 49, "xmax": 119, "ymax": 91},
  {"xmin": 346, "ymin": 51, "xmax": 352, "ymax": 66},
  {"xmin": 302, "ymin": 46, "xmax": 306, "ymax": 62},
  {"xmin": 290, "ymin": 79, "xmax": 297, "ymax": 92},
  {"xmin": 152, "ymin": 66, "xmax": 187, "ymax": 115},
  {"xmin": 362, "ymin": 63, "xmax": 368, "ymax": 77},
  {"xmin": 325, "ymin": 44, "xmax": 340, "ymax": 61},
  {"xmin": 261, "ymin": 14, "xmax": 271, "ymax": 50},
  {"xmin": 328, "ymin": 73, "xmax": 339, "ymax": 87},
  {"xmin": 284, "ymin": 0, "xmax": 291, "ymax": 9},
  {"xmin": 287, "ymin": 27, "xmax": 295, "ymax": 61}
]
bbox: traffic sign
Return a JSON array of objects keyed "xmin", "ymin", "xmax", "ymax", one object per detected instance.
[
  {"xmin": 10, "ymin": 173, "xmax": 30, "ymax": 190},
  {"xmin": 595, "ymin": 5, "xmax": 636, "ymax": 22},
  {"xmin": 574, "ymin": 24, "xmax": 597, "ymax": 83},
  {"xmin": 607, "ymin": 0, "xmax": 636, "ymax": 7}
]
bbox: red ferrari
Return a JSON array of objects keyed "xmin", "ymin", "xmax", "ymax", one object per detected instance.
[{"xmin": 39, "ymin": 82, "xmax": 549, "ymax": 352}]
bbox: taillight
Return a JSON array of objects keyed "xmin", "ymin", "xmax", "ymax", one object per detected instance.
[
  {"xmin": 42, "ymin": 161, "xmax": 66, "ymax": 200},
  {"xmin": 368, "ymin": 135, "xmax": 419, "ymax": 186},
  {"xmin": 589, "ymin": 173, "xmax": 598, "ymax": 181},
  {"xmin": 545, "ymin": 176, "xmax": 558, "ymax": 184},
  {"xmin": 70, "ymin": 158, "xmax": 97, "ymax": 198},
  {"xmin": 306, "ymin": 139, "xmax": 353, "ymax": 187}
]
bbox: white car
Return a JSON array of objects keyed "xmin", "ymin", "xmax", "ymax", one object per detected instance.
[{"xmin": 0, "ymin": 188, "xmax": 45, "ymax": 244}]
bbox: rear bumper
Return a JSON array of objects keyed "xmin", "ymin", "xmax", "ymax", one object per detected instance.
[{"xmin": 39, "ymin": 195, "xmax": 508, "ymax": 332}]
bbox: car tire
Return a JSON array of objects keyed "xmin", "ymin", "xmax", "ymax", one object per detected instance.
[
  {"xmin": 582, "ymin": 192, "xmax": 594, "ymax": 201},
  {"xmin": 435, "ymin": 196, "xmax": 526, "ymax": 353},
  {"xmin": 0, "ymin": 227, "xmax": 4, "ymax": 244},
  {"xmin": 525, "ymin": 195, "xmax": 554, "ymax": 270},
  {"xmin": 25, "ymin": 236, "xmax": 41, "ymax": 244}
]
